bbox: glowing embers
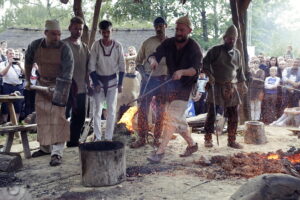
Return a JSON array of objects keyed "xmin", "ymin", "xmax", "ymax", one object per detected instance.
[{"xmin": 118, "ymin": 106, "xmax": 138, "ymax": 132}]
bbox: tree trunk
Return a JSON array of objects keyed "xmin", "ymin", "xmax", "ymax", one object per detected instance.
[
  {"xmin": 230, "ymin": 0, "xmax": 251, "ymax": 123},
  {"xmin": 200, "ymin": 1, "xmax": 208, "ymax": 48},
  {"xmin": 89, "ymin": 0, "xmax": 103, "ymax": 48},
  {"xmin": 79, "ymin": 141, "xmax": 126, "ymax": 187},
  {"xmin": 73, "ymin": 0, "xmax": 89, "ymax": 44},
  {"xmin": 244, "ymin": 121, "xmax": 267, "ymax": 144},
  {"xmin": 212, "ymin": 0, "xmax": 219, "ymax": 40}
]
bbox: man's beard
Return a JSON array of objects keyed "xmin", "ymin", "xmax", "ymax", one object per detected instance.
[
  {"xmin": 175, "ymin": 35, "xmax": 187, "ymax": 43},
  {"xmin": 224, "ymin": 43, "xmax": 234, "ymax": 50}
]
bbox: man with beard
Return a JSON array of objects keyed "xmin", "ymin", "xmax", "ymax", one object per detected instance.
[
  {"xmin": 63, "ymin": 16, "xmax": 91, "ymax": 147},
  {"xmin": 89, "ymin": 20, "xmax": 125, "ymax": 141},
  {"xmin": 146, "ymin": 15, "xmax": 202, "ymax": 163},
  {"xmin": 203, "ymin": 25, "xmax": 248, "ymax": 149},
  {"xmin": 130, "ymin": 17, "xmax": 168, "ymax": 148},
  {"xmin": 25, "ymin": 20, "xmax": 74, "ymax": 166}
]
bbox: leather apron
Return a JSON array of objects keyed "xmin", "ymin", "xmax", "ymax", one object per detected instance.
[{"xmin": 34, "ymin": 42, "xmax": 70, "ymax": 145}]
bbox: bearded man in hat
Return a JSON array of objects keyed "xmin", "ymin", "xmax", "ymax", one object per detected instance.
[
  {"xmin": 25, "ymin": 19, "xmax": 74, "ymax": 166},
  {"xmin": 203, "ymin": 24, "xmax": 248, "ymax": 149},
  {"xmin": 147, "ymin": 15, "xmax": 202, "ymax": 163},
  {"xmin": 130, "ymin": 17, "xmax": 168, "ymax": 148}
]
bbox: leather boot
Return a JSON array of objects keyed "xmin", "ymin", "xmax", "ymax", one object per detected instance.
[
  {"xmin": 130, "ymin": 137, "xmax": 146, "ymax": 148},
  {"xmin": 204, "ymin": 133, "xmax": 213, "ymax": 148},
  {"xmin": 227, "ymin": 132, "xmax": 243, "ymax": 149}
]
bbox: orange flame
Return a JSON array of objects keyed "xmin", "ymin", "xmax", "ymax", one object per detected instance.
[
  {"xmin": 118, "ymin": 106, "xmax": 138, "ymax": 132},
  {"xmin": 267, "ymin": 153, "xmax": 280, "ymax": 160},
  {"xmin": 266, "ymin": 153, "xmax": 300, "ymax": 164}
]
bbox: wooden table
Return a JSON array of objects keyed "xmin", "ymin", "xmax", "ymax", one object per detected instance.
[{"xmin": 0, "ymin": 95, "xmax": 24, "ymax": 152}]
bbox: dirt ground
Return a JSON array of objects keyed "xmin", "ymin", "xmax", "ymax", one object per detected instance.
[{"xmin": 2, "ymin": 125, "xmax": 300, "ymax": 200}]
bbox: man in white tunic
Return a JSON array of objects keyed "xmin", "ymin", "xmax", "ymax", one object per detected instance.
[{"xmin": 89, "ymin": 20, "xmax": 125, "ymax": 141}]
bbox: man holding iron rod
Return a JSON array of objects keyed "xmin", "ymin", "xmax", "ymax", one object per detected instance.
[
  {"xmin": 147, "ymin": 15, "xmax": 202, "ymax": 163},
  {"xmin": 203, "ymin": 24, "xmax": 248, "ymax": 149},
  {"xmin": 130, "ymin": 17, "xmax": 168, "ymax": 148}
]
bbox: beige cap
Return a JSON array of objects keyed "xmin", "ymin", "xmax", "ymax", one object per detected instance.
[
  {"xmin": 45, "ymin": 19, "xmax": 61, "ymax": 31},
  {"xmin": 224, "ymin": 24, "xmax": 238, "ymax": 38},
  {"xmin": 176, "ymin": 15, "xmax": 192, "ymax": 29}
]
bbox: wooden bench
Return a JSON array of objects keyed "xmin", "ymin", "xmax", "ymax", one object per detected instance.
[{"xmin": 0, "ymin": 124, "xmax": 37, "ymax": 159}]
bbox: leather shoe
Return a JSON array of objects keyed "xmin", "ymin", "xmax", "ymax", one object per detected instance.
[
  {"xmin": 49, "ymin": 155, "xmax": 62, "ymax": 167},
  {"xmin": 32, "ymin": 150, "xmax": 50, "ymax": 158},
  {"xmin": 180, "ymin": 143, "xmax": 198, "ymax": 157}
]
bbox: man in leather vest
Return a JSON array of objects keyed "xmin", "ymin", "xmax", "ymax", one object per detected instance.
[
  {"xmin": 203, "ymin": 25, "xmax": 248, "ymax": 149},
  {"xmin": 25, "ymin": 20, "xmax": 74, "ymax": 166}
]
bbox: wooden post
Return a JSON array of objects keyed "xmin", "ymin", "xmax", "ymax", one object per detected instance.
[
  {"xmin": 244, "ymin": 121, "xmax": 267, "ymax": 144},
  {"xmin": 88, "ymin": 0, "xmax": 103, "ymax": 48},
  {"xmin": 79, "ymin": 141, "xmax": 126, "ymax": 187}
]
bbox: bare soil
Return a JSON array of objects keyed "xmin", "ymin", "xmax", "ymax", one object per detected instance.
[{"xmin": 1, "ymin": 125, "xmax": 299, "ymax": 200}]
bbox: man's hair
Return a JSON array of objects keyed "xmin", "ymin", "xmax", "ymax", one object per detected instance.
[
  {"xmin": 70, "ymin": 16, "xmax": 84, "ymax": 26},
  {"xmin": 6, "ymin": 48, "xmax": 14, "ymax": 55},
  {"xmin": 99, "ymin": 20, "xmax": 112, "ymax": 30}
]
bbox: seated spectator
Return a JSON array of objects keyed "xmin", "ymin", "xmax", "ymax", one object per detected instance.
[
  {"xmin": 262, "ymin": 67, "xmax": 280, "ymax": 124},
  {"xmin": 270, "ymin": 107, "xmax": 300, "ymax": 127}
]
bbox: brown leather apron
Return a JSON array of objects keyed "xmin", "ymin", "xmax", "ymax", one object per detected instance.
[{"xmin": 34, "ymin": 43, "xmax": 70, "ymax": 145}]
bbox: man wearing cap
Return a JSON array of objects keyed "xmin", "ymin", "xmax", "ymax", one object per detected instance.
[
  {"xmin": 89, "ymin": 20, "xmax": 125, "ymax": 141},
  {"xmin": 147, "ymin": 15, "xmax": 202, "ymax": 163},
  {"xmin": 63, "ymin": 16, "xmax": 91, "ymax": 147},
  {"xmin": 130, "ymin": 17, "xmax": 168, "ymax": 148},
  {"xmin": 203, "ymin": 24, "xmax": 247, "ymax": 149},
  {"xmin": 25, "ymin": 19, "xmax": 74, "ymax": 166}
]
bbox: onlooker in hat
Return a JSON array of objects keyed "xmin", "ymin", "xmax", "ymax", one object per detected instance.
[
  {"xmin": 203, "ymin": 24, "xmax": 248, "ymax": 149},
  {"xmin": 130, "ymin": 16, "xmax": 168, "ymax": 148}
]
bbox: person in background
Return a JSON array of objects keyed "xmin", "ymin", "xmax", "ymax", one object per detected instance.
[
  {"xmin": 0, "ymin": 48, "xmax": 25, "ymax": 123},
  {"xmin": 262, "ymin": 67, "xmax": 280, "ymax": 124},
  {"xmin": 193, "ymin": 71, "xmax": 208, "ymax": 115},
  {"xmin": 130, "ymin": 17, "xmax": 168, "ymax": 148},
  {"xmin": 63, "ymin": 16, "xmax": 91, "ymax": 147},
  {"xmin": 249, "ymin": 58, "xmax": 265, "ymax": 121}
]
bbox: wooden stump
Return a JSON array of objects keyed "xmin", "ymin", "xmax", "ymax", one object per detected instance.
[
  {"xmin": 244, "ymin": 121, "xmax": 267, "ymax": 144},
  {"xmin": 79, "ymin": 141, "xmax": 126, "ymax": 187},
  {"xmin": 0, "ymin": 152, "xmax": 23, "ymax": 172}
]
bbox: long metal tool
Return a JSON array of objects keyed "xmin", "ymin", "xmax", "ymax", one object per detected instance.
[
  {"xmin": 29, "ymin": 85, "xmax": 55, "ymax": 92},
  {"xmin": 126, "ymin": 78, "xmax": 172, "ymax": 107},
  {"xmin": 211, "ymin": 82, "xmax": 219, "ymax": 146},
  {"xmin": 142, "ymin": 70, "xmax": 154, "ymax": 95}
]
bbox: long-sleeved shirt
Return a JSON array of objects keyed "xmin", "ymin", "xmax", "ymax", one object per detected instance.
[
  {"xmin": 63, "ymin": 38, "xmax": 90, "ymax": 94},
  {"xmin": 203, "ymin": 44, "xmax": 246, "ymax": 84},
  {"xmin": 135, "ymin": 36, "xmax": 168, "ymax": 76},
  {"xmin": 88, "ymin": 40, "xmax": 125, "ymax": 76},
  {"xmin": 151, "ymin": 37, "xmax": 203, "ymax": 101}
]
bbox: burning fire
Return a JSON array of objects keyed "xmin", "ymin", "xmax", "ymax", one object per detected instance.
[
  {"xmin": 266, "ymin": 153, "xmax": 300, "ymax": 164},
  {"xmin": 118, "ymin": 106, "xmax": 138, "ymax": 132}
]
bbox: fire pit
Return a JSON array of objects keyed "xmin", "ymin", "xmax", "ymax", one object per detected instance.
[
  {"xmin": 79, "ymin": 141, "xmax": 126, "ymax": 187},
  {"xmin": 195, "ymin": 147, "xmax": 300, "ymax": 178}
]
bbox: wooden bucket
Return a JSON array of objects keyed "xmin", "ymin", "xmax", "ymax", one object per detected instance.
[
  {"xmin": 244, "ymin": 121, "xmax": 267, "ymax": 144},
  {"xmin": 79, "ymin": 141, "xmax": 126, "ymax": 187}
]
